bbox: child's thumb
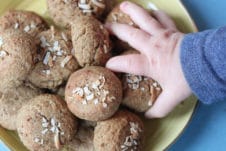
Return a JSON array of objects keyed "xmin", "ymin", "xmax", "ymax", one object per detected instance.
[{"xmin": 106, "ymin": 54, "xmax": 149, "ymax": 76}]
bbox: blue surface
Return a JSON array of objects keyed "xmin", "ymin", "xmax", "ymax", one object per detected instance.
[
  {"xmin": 169, "ymin": 0, "xmax": 226, "ymax": 151},
  {"xmin": 0, "ymin": 1, "xmax": 226, "ymax": 151},
  {"xmin": 0, "ymin": 141, "xmax": 9, "ymax": 151}
]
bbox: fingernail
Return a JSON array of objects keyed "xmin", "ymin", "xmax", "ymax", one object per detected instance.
[
  {"xmin": 148, "ymin": 2, "xmax": 158, "ymax": 11},
  {"xmin": 120, "ymin": 1, "xmax": 130, "ymax": 10},
  {"xmin": 144, "ymin": 112, "xmax": 150, "ymax": 118},
  {"xmin": 145, "ymin": 111, "xmax": 153, "ymax": 119},
  {"xmin": 106, "ymin": 58, "xmax": 120, "ymax": 70},
  {"xmin": 106, "ymin": 60, "xmax": 115, "ymax": 69}
]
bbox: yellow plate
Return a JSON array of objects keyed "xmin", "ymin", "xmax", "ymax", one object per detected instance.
[{"xmin": 0, "ymin": 0, "xmax": 198, "ymax": 150}]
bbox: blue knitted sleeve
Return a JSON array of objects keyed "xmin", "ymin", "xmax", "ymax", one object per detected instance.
[{"xmin": 180, "ymin": 26, "xmax": 226, "ymax": 104}]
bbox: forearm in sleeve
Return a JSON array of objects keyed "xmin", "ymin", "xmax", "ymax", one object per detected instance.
[{"xmin": 180, "ymin": 26, "xmax": 226, "ymax": 104}]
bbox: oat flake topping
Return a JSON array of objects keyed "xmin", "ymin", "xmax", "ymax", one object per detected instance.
[
  {"xmin": 78, "ymin": 0, "xmax": 106, "ymax": 14},
  {"xmin": 40, "ymin": 31, "xmax": 71, "ymax": 70},
  {"xmin": 34, "ymin": 115, "xmax": 64, "ymax": 149},
  {"xmin": 14, "ymin": 22, "xmax": 19, "ymax": 29},
  {"xmin": 42, "ymin": 69, "xmax": 51, "ymax": 75},
  {"xmin": 0, "ymin": 37, "xmax": 3, "ymax": 47},
  {"xmin": 0, "ymin": 50, "xmax": 7, "ymax": 58},
  {"xmin": 71, "ymin": 75, "xmax": 116, "ymax": 108},
  {"xmin": 24, "ymin": 22, "xmax": 37, "ymax": 33},
  {"xmin": 125, "ymin": 74, "xmax": 162, "ymax": 106},
  {"xmin": 121, "ymin": 122, "xmax": 142, "ymax": 151},
  {"xmin": 125, "ymin": 74, "xmax": 143, "ymax": 90},
  {"xmin": 0, "ymin": 37, "xmax": 8, "ymax": 58}
]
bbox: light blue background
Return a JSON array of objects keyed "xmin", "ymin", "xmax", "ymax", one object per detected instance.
[
  {"xmin": 1, "ymin": 0, "xmax": 226, "ymax": 151},
  {"xmin": 0, "ymin": 140, "xmax": 9, "ymax": 151}
]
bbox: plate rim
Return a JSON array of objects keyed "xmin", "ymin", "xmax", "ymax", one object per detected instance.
[
  {"xmin": 0, "ymin": 0, "xmax": 199, "ymax": 150},
  {"xmin": 165, "ymin": 101, "xmax": 198, "ymax": 150},
  {"xmin": 178, "ymin": 0, "xmax": 198, "ymax": 32}
]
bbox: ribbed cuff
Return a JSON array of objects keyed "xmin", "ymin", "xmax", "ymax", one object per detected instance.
[{"xmin": 180, "ymin": 29, "xmax": 220, "ymax": 104}]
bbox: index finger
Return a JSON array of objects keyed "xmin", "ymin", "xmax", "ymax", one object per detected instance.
[
  {"xmin": 120, "ymin": 1, "xmax": 163, "ymax": 35},
  {"xmin": 105, "ymin": 23, "xmax": 151, "ymax": 55}
]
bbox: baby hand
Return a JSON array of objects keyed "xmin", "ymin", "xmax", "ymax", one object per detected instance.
[{"xmin": 105, "ymin": 1, "xmax": 192, "ymax": 118}]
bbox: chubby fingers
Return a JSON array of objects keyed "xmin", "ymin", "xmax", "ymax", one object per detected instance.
[
  {"xmin": 152, "ymin": 10, "xmax": 178, "ymax": 31},
  {"xmin": 105, "ymin": 23, "xmax": 151, "ymax": 54},
  {"xmin": 106, "ymin": 54, "xmax": 149, "ymax": 76},
  {"xmin": 120, "ymin": 1, "xmax": 163, "ymax": 35}
]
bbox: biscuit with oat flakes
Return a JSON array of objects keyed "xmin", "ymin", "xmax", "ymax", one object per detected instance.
[
  {"xmin": 94, "ymin": 110, "xmax": 145, "ymax": 151},
  {"xmin": 17, "ymin": 94, "xmax": 78, "ymax": 151},
  {"xmin": 105, "ymin": 5, "xmax": 137, "ymax": 51},
  {"xmin": 47, "ymin": 0, "xmax": 107, "ymax": 28},
  {"xmin": 122, "ymin": 50, "xmax": 162, "ymax": 112},
  {"xmin": 0, "ymin": 29, "xmax": 35, "ymax": 92},
  {"xmin": 65, "ymin": 66, "xmax": 122, "ymax": 121},
  {"xmin": 28, "ymin": 27, "xmax": 79, "ymax": 90},
  {"xmin": 71, "ymin": 15, "xmax": 112, "ymax": 67},
  {"xmin": 0, "ymin": 10, "xmax": 48, "ymax": 37},
  {"xmin": 0, "ymin": 85, "xmax": 40, "ymax": 130}
]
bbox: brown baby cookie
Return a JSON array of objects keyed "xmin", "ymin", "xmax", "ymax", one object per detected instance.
[
  {"xmin": 123, "ymin": 73, "xmax": 162, "ymax": 112},
  {"xmin": 17, "ymin": 94, "xmax": 78, "ymax": 151},
  {"xmin": 94, "ymin": 110, "xmax": 145, "ymax": 151},
  {"xmin": 0, "ymin": 10, "xmax": 48, "ymax": 37},
  {"xmin": 106, "ymin": 4, "xmax": 136, "ymax": 26},
  {"xmin": 47, "ymin": 0, "xmax": 81, "ymax": 28},
  {"xmin": 106, "ymin": 4, "xmax": 137, "ymax": 51},
  {"xmin": 71, "ymin": 15, "xmax": 111, "ymax": 67},
  {"xmin": 64, "ymin": 125, "xmax": 95, "ymax": 151},
  {"xmin": 122, "ymin": 50, "xmax": 162, "ymax": 112},
  {"xmin": 47, "ymin": 0, "xmax": 106, "ymax": 28},
  {"xmin": 0, "ymin": 29, "xmax": 35, "ymax": 92},
  {"xmin": 28, "ymin": 27, "xmax": 79, "ymax": 90},
  {"xmin": 0, "ymin": 86, "xmax": 40, "ymax": 130},
  {"xmin": 65, "ymin": 66, "xmax": 122, "ymax": 121},
  {"xmin": 77, "ymin": 0, "xmax": 106, "ymax": 18}
]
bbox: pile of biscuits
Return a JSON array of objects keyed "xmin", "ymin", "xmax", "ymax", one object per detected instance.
[{"xmin": 0, "ymin": 0, "xmax": 162, "ymax": 151}]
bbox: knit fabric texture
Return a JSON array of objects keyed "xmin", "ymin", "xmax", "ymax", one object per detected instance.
[{"xmin": 180, "ymin": 26, "xmax": 226, "ymax": 104}]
